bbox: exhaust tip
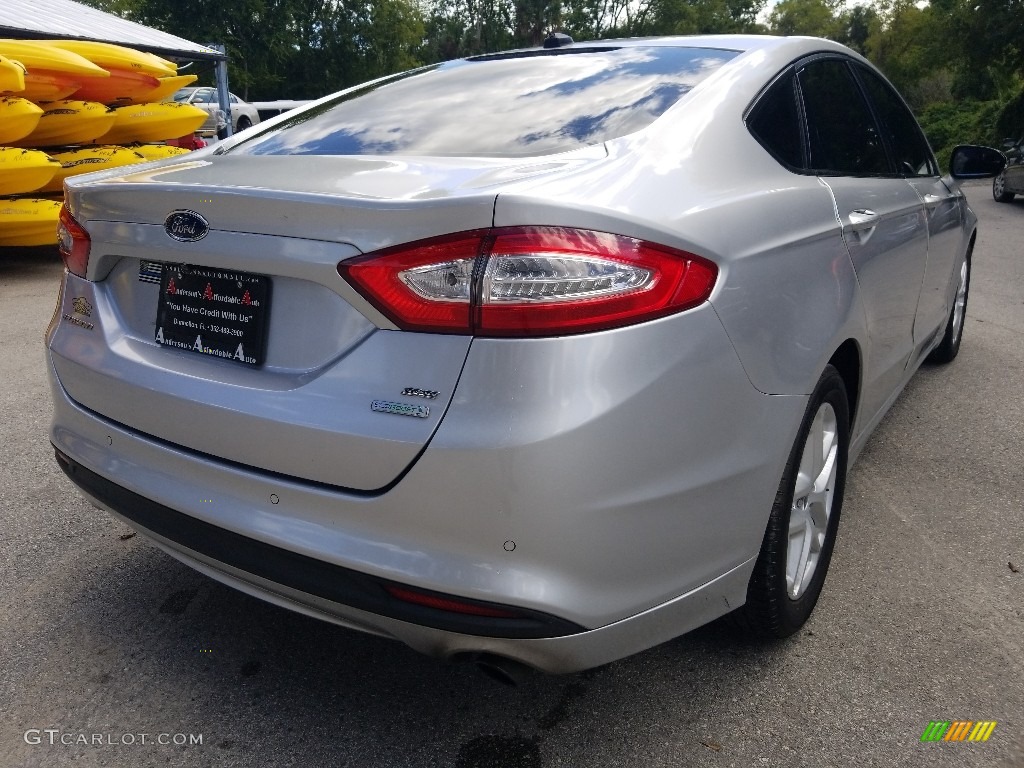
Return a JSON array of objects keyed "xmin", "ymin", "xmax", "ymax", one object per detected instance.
[{"xmin": 457, "ymin": 653, "xmax": 535, "ymax": 686}]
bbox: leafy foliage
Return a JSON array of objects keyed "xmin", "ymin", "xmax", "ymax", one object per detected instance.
[
  {"xmin": 769, "ymin": 0, "xmax": 843, "ymax": 38},
  {"xmin": 74, "ymin": 0, "xmax": 1024, "ymax": 151},
  {"xmin": 750, "ymin": 0, "xmax": 1024, "ymax": 158},
  {"xmin": 917, "ymin": 99, "xmax": 1003, "ymax": 171}
]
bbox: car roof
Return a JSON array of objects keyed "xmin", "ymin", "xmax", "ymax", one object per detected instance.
[
  {"xmin": 570, "ymin": 34, "xmax": 790, "ymax": 50},
  {"xmin": 482, "ymin": 34, "xmax": 848, "ymax": 57},
  {"xmin": 463, "ymin": 34, "xmax": 862, "ymax": 78}
]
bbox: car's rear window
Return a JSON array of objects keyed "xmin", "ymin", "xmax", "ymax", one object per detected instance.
[{"xmin": 229, "ymin": 46, "xmax": 737, "ymax": 158}]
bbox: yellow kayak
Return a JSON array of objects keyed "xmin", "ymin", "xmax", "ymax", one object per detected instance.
[
  {"xmin": 0, "ymin": 148, "xmax": 60, "ymax": 196},
  {"xmin": 41, "ymin": 146, "xmax": 147, "ymax": 194},
  {"xmin": 92, "ymin": 102, "xmax": 208, "ymax": 144},
  {"xmin": 22, "ymin": 70, "xmax": 86, "ymax": 102},
  {"xmin": 72, "ymin": 68, "xmax": 163, "ymax": 105},
  {"xmin": 0, "ymin": 197, "xmax": 63, "ymax": 247},
  {"xmin": 45, "ymin": 40, "xmax": 177, "ymax": 78},
  {"xmin": 11, "ymin": 100, "xmax": 117, "ymax": 148},
  {"xmin": 127, "ymin": 73, "xmax": 198, "ymax": 105},
  {"xmin": 0, "ymin": 39, "xmax": 109, "ymax": 102},
  {"xmin": 0, "ymin": 40, "xmax": 109, "ymax": 77},
  {"xmin": 0, "ymin": 96, "xmax": 44, "ymax": 144},
  {"xmin": 128, "ymin": 144, "xmax": 193, "ymax": 161},
  {"xmin": 0, "ymin": 55, "xmax": 26, "ymax": 93}
]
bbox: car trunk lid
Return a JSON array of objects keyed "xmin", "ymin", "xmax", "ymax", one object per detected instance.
[{"xmin": 54, "ymin": 151, "xmax": 607, "ymax": 490}]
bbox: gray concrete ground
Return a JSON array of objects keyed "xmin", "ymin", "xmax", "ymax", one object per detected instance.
[{"xmin": 1, "ymin": 181, "xmax": 1021, "ymax": 767}]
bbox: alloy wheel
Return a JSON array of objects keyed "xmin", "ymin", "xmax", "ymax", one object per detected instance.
[{"xmin": 786, "ymin": 402, "xmax": 839, "ymax": 599}]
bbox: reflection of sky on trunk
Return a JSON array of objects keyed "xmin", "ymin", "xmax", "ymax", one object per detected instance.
[{"xmin": 232, "ymin": 47, "xmax": 736, "ymax": 159}]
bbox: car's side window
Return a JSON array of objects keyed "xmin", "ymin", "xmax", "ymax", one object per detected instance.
[
  {"xmin": 855, "ymin": 65, "xmax": 938, "ymax": 177},
  {"xmin": 747, "ymin": 70, "xmax": 805, "ymax": 171},
  {"xmin": 798, "ymin": 59, "xmax": 891, "ymax": 176}
]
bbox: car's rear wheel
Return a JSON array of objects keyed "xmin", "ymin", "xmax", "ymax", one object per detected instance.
[
  {"xmin": 993, "ymin": 172, "xmax": 1015, "ymax": 202},
  {"xmin": 738, "ymin": 365, "xmax": 849, "ymax": 638},
  {"xmin": 236, "ymin": 116, "xmax": 252, "ymax": 131},
  {"xmin": 927, "ymin": 247, "xmax": 971, "ymax": 364}
]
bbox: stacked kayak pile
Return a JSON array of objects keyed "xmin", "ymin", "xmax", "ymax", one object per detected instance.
[{"xmin": 1, "ymin": 39, "xmax": 207, "ymax": 247}]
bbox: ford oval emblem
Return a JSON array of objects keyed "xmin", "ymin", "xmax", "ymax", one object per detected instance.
[{"xmin": 164, "ymin": 210, "xmax": 209, "ymax": 242}]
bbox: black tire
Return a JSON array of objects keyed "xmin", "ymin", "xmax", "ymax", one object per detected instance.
[
  {"xmin": 236, "ymin": 116, "xmax": 252, "ymax": 132},
  {"xmin": 738, "ymin": 365, "xmax": 849, "ymax": 638},
  {"xmin": 993, "ymin": 172, "xmax": 1015, "ymax": 203},
  {"xmin": 927, "ymin": 246, "xmax": 971, "ymax": 364}
]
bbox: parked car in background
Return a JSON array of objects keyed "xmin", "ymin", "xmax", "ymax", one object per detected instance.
[
  {"xmin": 53, "ymin": 35, "xmax": 1004, "ymax": 678},
  {"xmin": 250, "ymin": 99, "xmax": 314, "ymax": 122},
  {"xmin": 993, "ymin": 136, "xmax": 1024, "ymax": 202},
  {"xmin": 172, "ymin": 87, "xmax": 260, "ymax": 135}
]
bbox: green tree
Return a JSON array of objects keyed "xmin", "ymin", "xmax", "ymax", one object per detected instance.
[
  {"xmin": 864, "ymin": 0, "xmax": 941, "ymax": 99},
  {"xmin": 561, "ymin": 0, "xmax": 644, "ymax": 40},
  {"xmin": 68, "ymin": 0, "xmax": 1024, "ymax": 145},
  {"xmin": 959, "ymin": 0, "xmax": 1024, "ymax": 77},
  {"xmin": 515, "ymin": 0, "xmax": 563, "ymax": 46},
  {"xmin": 767, "ymin": 0, "xmax": 841, "ymax": 38},
  {"xmin": 834, "ymin": 4, "xmax": 879, "ymax": 55},
  {"xmin": 639, "ymin": 0, "xmax": 765, "ymax": 36}
]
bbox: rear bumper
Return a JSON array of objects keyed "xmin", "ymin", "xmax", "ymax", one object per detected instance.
[
  {"xmin": 55, "ymin": 448, "xmax": 581, "ymax": 640},
  {"xmin": 48, "ymin": 296, "xmax": 807, "ymax": 671},
  {"xmin": 54, "ymin": 444, "xmax": 757, "ymax": 674}
]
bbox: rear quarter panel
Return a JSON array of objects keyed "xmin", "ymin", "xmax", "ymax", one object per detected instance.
[{"xmin": 493, "ymin": 41, "xmax": 867, "ymax": 399}]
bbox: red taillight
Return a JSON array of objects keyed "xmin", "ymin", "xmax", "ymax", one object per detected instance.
[
  {"xmin": 339, "ymin": 230, "xmax": 486, "ymax": 333},
  {"xmin": 383, "ymin": 584, "xmax": 521, "ymax": 618},
  {"xmin": 57, "ymin": 205, "xmax": 91, "ymax": 279},
  {"xmin": 339, "ymin": 227, "xmax": 717, "ymax": 337}
]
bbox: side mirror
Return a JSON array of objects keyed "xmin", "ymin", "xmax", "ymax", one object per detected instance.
[{"xmin": 949, "ymin": 145, "xmax": 1006, "ymax": 179}]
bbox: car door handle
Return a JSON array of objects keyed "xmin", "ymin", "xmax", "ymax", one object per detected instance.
[
  {"xmin": 921, "ymin": 193, "xmax": 956, "ymax": 219},
  {"xmin": 846, "ymin": 209, "xmax": 878, "ymax": 245},
  {"xmin": 847, "ymin": 209, "xmax": 879, "ymax": 227},
  {"xmin": 922, "ymin": 193, "xmax": 952, "ymax": 212}
]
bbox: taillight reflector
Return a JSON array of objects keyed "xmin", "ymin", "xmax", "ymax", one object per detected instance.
[
  {"xmin": 57, "ymin": 205, "xmax": 91, "ymax": 279},
  {"xmin": 383, "ymin": 584, "xmax": 521, "ymax": 618},
  {"xmin": 339, "ymin": 227, "xmax": 717, "ymax": 337}
]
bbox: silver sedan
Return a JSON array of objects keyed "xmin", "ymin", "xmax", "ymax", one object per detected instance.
[{"xmin": 50, "ymin": 35, "xmax": 1002, "ymax": 677}]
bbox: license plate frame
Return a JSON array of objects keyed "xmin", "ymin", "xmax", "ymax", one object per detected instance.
[{"xmin": 155, "ymin": 264, "xmax": 271, "ymax": 367}]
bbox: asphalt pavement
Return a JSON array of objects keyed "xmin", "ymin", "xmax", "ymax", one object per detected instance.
[{"xmin": 1, "ymin": 181, "xmax": 1021, "ymax": 768}]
